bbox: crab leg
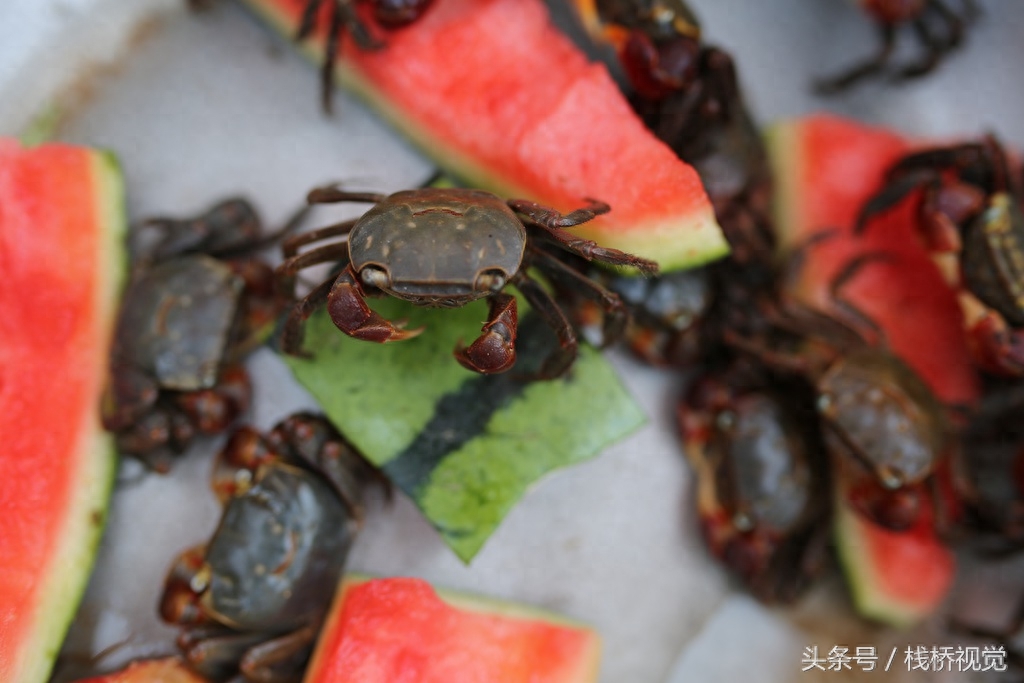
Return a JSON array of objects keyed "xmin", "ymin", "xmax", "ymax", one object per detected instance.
[
  {"xmin": 275, "ymin": 241, "xmax": 349, "ymax": 298},
  {"xmin": 508, "ymin": 197, "xmax": 610, "ymax": 229},
  {"xmin": 454, "ymin": 293, "xmax": 518, "ymax": 374},
  {"xmin": 527, "ymin": 245, "xmax": 629, "ymax": 347},
  {"xmin": 239, "ymin": 624, "xmax": 319, "ymax": 683},
  {"xmin": 509, "ymin": 199, "xmax": 659, "ymax": 274},
  {"xmin": 327, "ymin": 264, "xmax": 424, "ymax": 343},
  {"xmin": 306, "ymin": 186, "xmax": 388, "ymax": 205},
  {"xmin": 282, "ymin": 218, "xmax": 358, "ymax": 258},
  {"xmin": 813, "ymin": 23, "xmax": 896, "ymax": 94},
  {"xmin": 281, "ymin": 278, "xmax": 336, "ymax": 357},
  {"xmin": 511, "ymin": 270, "xmax": 579, "ymax": 380}
]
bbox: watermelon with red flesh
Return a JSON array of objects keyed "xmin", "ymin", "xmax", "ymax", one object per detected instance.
[
  {"xmin": 238, "ymin": 0, "xmax": 729, "ymax": 273},
  {"xmin": 73, "ymin": 659, "xmax": 206, "ymax": 683},
  {"xmin": 767, "ymin": 114, "xmax": 977, "ymax": 626},
  {"xmin": 304, "ymin": 576, "xmax": 601, "ymax": 683},
  {"xmin": 0, "ymin": 140, "xmax": 124, "ymax": 682}
]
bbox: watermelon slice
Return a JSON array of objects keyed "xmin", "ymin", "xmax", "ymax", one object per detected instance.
[
  {"xmin": 238, "ymin": 0, "xmax": 729, "ymax": 273},
  {"xmin": 73, "ymin": 659, "xmax": 206, "ymax": 683},
  {"xmin": 304, "ymin": 576, "xmax": 601, "ymax": 683},
  {"xmin": 0, "ymin": 140, "xmax": 125, "ymax": 682},
  {"xmin": 833, "ymin": 466, "xmax": 956, "ymax": 628},
  {"xmin": 767, "ymin": 115, "xmax": 971, "ymax": 625}
]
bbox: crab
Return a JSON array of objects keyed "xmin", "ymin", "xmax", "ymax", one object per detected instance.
[
  {"xmin": 721, "ymin": 254, "xmax": 957, "ymax": 532},
  {"xmin": 814, "ymin": 0, "xmax": 978, "ymax": 93},
  {"xmin": 276, "ymin": 186, "xmax": 658, "ymax": 379},
  {"xmin": 160, "ymin": 412, "xmax": 381, "ymax": 683},
  {"xmin": 677, "ymin": 358, "xmax": 831, "ymax": 602},
  {"xmin": 102, "ymin": 198, "xmax": 307, "ymax": 471},
  {"xmin": 575, "ymin": 0, "xmax": 705, "ymax": 102},
  {"xmin": 855, "ymin": 134, "xmax": 1024, "ymax": 377},
  {"xmin": 294, "ymin": 0, "xmax": 434, "ymax": 113}
]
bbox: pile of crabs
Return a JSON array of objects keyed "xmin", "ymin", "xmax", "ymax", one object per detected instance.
[{"xmin": 78, "ymin": 0, "xmax": 1024, "ymax": 681}]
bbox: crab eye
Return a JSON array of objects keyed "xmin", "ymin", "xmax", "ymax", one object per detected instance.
[
  {"xmin": 475, "ymin": 269, "xmax": 506, "ymax": 292},
  {"xmin": 360, "ymin": 267, "xmax": 390, "ymax": 289}
]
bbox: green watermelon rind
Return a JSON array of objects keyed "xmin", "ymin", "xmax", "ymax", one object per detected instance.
[
  {"xmin": 237, "ymin": 0, "xmax": 730, "ymax": 273},
  {"xmin": 14, "ymin": 151, "xmax": 125, "ymax": 683},
  {"xmin": 763, "ymin": 120, "xmax": 801, "ymax": 254}
]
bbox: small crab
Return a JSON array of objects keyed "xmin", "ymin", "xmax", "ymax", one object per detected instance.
[
  {"xmin": 856, "ymin": 135, "xmax": 1024, "ymax": 377},
  {"xmin": 722, "ymin": 255, "xmax": 956, "ymax": 532},
  {"xmin": 276, "ymin": 186, "xmax": 658, "ymax": 379},
  {"xmin": 678, "ymin": 359, "xmax": 831, "ymax": 602},
  {"xmin": 294, "ymin": 0, "xmax": 434, "ymax": 113},
  {"xmin": 102, "ymin": 199, "xmax": 306, "ymax": 471},
  {"xmin": 574, "ymin": 0, "xmax": 704, "ymax": 102},
  {"xmin": 160, "ymin": 412, "xmax": 381, "ymax": 683},
  {"xmin": 815, "ymin": 0, "xmax": 978, "ymax": 93}
]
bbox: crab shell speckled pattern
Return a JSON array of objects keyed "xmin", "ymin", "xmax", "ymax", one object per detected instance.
[{"xmin": 347, "ymin": 188, "xmax": 527, "ymax": 307}]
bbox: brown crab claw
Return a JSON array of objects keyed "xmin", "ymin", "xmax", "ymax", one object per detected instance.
[
  {"xmin": 326, "ymin": 271, "xmax": 425, "ymax": 343},
  {"xmin": 453, "ymin": 293, "xmax": 518, "ymax": 374},
  {"xmin": 453, "ymin": 336, "xmax": 516, "ymax": 375}
]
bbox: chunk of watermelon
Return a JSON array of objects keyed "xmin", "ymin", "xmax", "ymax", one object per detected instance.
[
  {"xmin": 767, "ymin": 115, "xmax": 970, "ymax": 626},
  {"xmin": 73, "ymin": 658, "xmax": 206, "ymax": 683},
  {"xmin": 238, "ymin": 0, "xmax": 729, "ymax": 273},
  {"xmin": 304, "ymin": 576, "xmax": 602, "ymax": 683},
  {"xmin": 0, "ymin": 140, "xmax": 125, "ymax": 682},
  {"xmin": 768, "ymin": 113, "xmax": 978, "ymax": 407}
]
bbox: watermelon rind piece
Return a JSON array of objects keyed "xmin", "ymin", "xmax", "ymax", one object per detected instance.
[
  {"xmin": 237, "ymin": 0, "xmax": 729, "ymax": 274},
  {"xmin": 281, "ymin": 299, "xmax": 646, "ymax": 563},
  {"xmin": 1, "ymin": 147, "xmax": 125, "ymax": 683},
  {"xmin": 765, "ymin": 115, "xmax": 960, "ymax": 628}
]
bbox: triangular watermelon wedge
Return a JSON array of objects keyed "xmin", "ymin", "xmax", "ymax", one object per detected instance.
[
  {"xmin": 767, "ymin": 115, "xmax": 970, "ymax": 626},
  {"xmin": 304, "ymin": 576, "xmax": 601, "ymax": 683},
  {"xmin": 0, "ymin": 140, "xmax": 125, "ymax": 682},
  {"xmin": 238, "ymin": 0, "xmax": 729, "ymax": 273}
]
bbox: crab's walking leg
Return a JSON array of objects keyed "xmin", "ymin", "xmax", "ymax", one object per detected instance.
[
  {"xmin": 282, "ymin": 219, "xmax": 358, "ymax": 258},
  {"xmin": 327, "ymin": 264, "xmax": 424, "ymax": 343},
  {"xmin": 282, "ymin": 278, "xmax": 336, "ymax": 357},
  {"xmin": 239, "ymin": 623, "xmax": 319, "ymax": 683},
  {"xmin": 826, "ymin": 251, "xmax": 895, "ymax": 346},
  {"xmin": 897, "ymin": 16, "xmax": 948, "ymax": 80},
  {"xmin": 813, "ymin": 23, "xmax": 895, "ymax": 94},
  {"xmin": 854, "ymin": 169, "xmax": 934, "ymax": 233},
  {"xmin": 454, "ymin": 293, "xmax": 518, "ymax": 374},
  {"xmin": 508, "ymin": 198, "xmax": 659, "ymax": 274},
  {"xmin": 527, "ymin": 246, "xmax": 630, "ymax": 347},
  {"xmin": 508, "ymin": 197, "xmax": 610, "ymax": 228},
  {"xmin": 512, "ymin": 271, "xmax": 579, "ymax": 380},
  {"xmin": 275, "ymin": 241, "xmax": 349, "ymax": 298},
  {"xmin": 307, "ymin": 186, "xmax": 388, "ymax": 205}
]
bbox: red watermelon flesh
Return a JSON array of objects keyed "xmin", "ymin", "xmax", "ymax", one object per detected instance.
[
  {"xmin": 0, "ymin": 139, "xmax": 124, "ymax": 683},
  {"xmin": 238, "ymin": 0, "xmax": 729, "ymax": 272},
  {"xmin": 73, "ymin": 658, "xmax": 207, "ymax": 683},
  {"xmin": 304, "ymin": 577, "xmax": 601, "ymax": 683}
]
